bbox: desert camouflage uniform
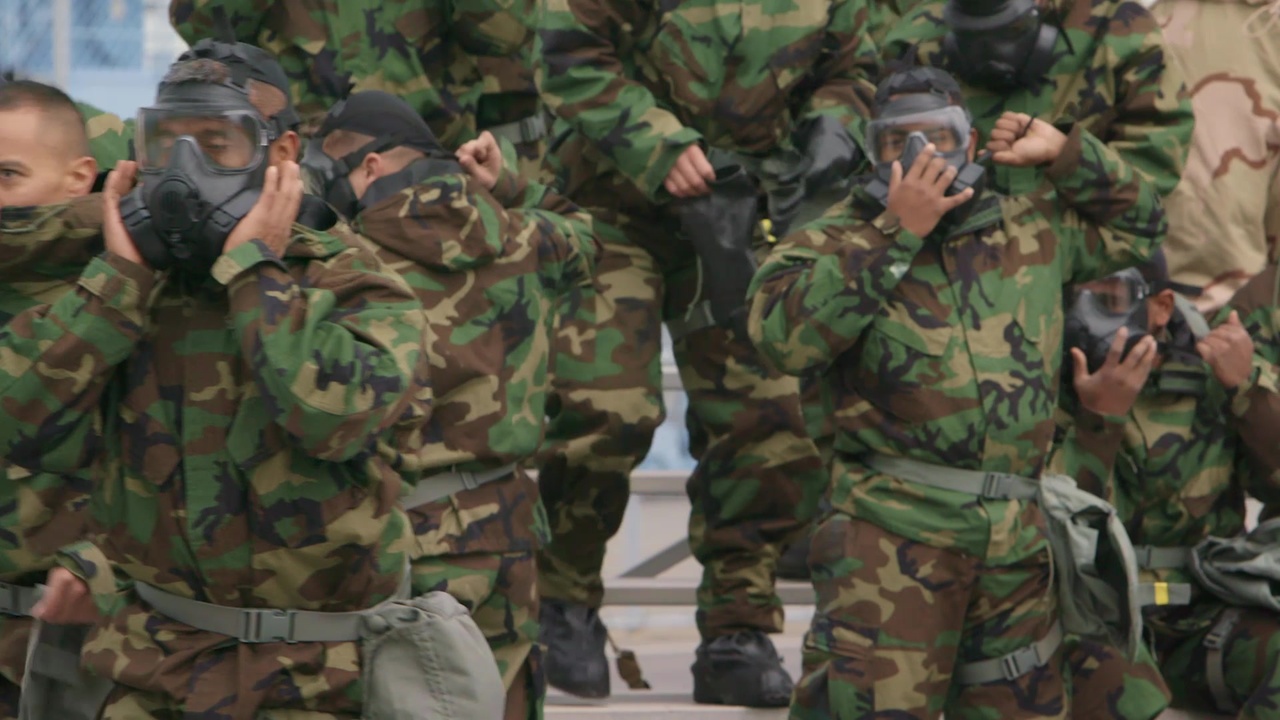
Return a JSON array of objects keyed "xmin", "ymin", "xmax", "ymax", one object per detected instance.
[
  {"xmin": 0, "ymin": 221, "xmax": 429, "ymax": 718},
  {"xmin": 1047, "ymin": 269, "xmax": 1280, "ymax": 718},
  {"xmin": 1150, "ymin": 0, "xmax": 1280, "ymax": 311},
  {"xmin": 748, "ymin": 124, "xmax": 1163, "ymax": 718},
  {"xmin": 348, "ymin": 160, "xmax": 596, "ymax": 720},
  {"xmin": 0, "ymin": 197, "xmax": 102, "ymax": 719},
  {"xmin": 533, "ymin": 0, "xmax": 877, "ymax": 640}
]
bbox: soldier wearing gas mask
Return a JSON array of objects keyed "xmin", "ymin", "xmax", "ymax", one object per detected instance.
[
  {"xmin": 3, "ymin": 40, "xmax": 433, "ymax": 718},
  {"xmin": 1049, "ymin": 252, "xmax": 1280, "ymax": 719},
  {"xmin": 301, "ymin": 89, "xmax": 598, "ymax": 720},
  {"xmin": 880, "ymin": 0, "xmax": 1193, "ymax": 207},
  {"xmin": 749, "ymin": 64, "xmax": 1166, "ymax": 720}
]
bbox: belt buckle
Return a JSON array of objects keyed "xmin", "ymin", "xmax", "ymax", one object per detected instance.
[
  {"xmin": 0, "ymin": 584, "xmax": 20, "ymax": 616},
  {"xmin": 242, "ymin": 609, "xmax": 297, "ymax": 643},
  {"xmin": 981, "ymin": 473, "xmax": 1006, "ymax": 499},
  {"xmin": 1135, "ymin": 546, "xmax": 1153, "ymax": 568},
  {"xmin": 999, "ymin": 643, "xmax": 1042, "ymax": 682}
]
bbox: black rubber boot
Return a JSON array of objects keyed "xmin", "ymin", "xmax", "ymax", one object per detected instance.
[
  {"xmin": 540, "ymin": 598, "xmax": 611, "ymax": 699},
  {"xmin": 776, "ymin": 534, "xmax": 812, "ymax": 582},
  {"xmin": 672, "ymin": 164, "xmax": 761, "ymax": 336},
  {"xmin": 691, "ymin": 630, "xmax": 794, "ymax": 707}
]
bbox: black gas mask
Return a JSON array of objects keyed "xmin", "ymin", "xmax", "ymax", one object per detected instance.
[
  {"xmin": 865, "ymin": 95, "xmax": 986, "ymax": 229},
  {"xmin": 1064, "ymin": 268, "xmax": 1153, "ymax": 373},
  {"xmin": 118, "ymin": 38, "xmax": 298, "ymax": 275},
  {"xmin": 943, "ymin": 0, "xmax": 1059, "ymax": 90},
  {"xmin": 299, "ymin": 133, "xmax": 404, "ymax": 221}
]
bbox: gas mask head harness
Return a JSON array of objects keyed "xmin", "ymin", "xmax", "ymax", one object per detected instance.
[
  {"xmin": 300, "ymin": 90, "xmax": 454, "ymax": 220},
  {"xmin": 864, "ymin": 67, "xmax": 986, "ymax": 228},
  {"xmin": 942, "ymin": 0, "xmax": 1060, "ymax": 90},
  {"xmin": 1064, "ymin": 255, "xmax": 1208, "ymax": 374},
  {"xmin": 119, "ymin": 37, "xmax": 299, "ymax": 275}
]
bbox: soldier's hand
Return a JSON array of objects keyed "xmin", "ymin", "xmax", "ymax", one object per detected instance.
[
  {"xmin": 885, "ymin": 143, "xmax": 974, "ymax": 238},
  {"xmin": 1198, "ymin": 311, "xmax": 1256, "ymax": 389},
  {"xmin": 223, "ymin": 162, "xmax": 304, "ymax": 258},
  {"xmin": 1071, "ymin": 328, "xmax": 1157, "ymax": 416},
  {"xmin": 102, "ymin": 161, "xmax": 148, "ymax": 268},
  {"xmin": 665, "ymin": 144, "xmax": 715, "ymax": 198},
  {"xmin": 30, "ymin": 567, "xmax": 99, "ymax": 625},
  {"xmin": 988, "ymin": 113, "xmax": 1068, "ymax": 167},
  {"xmin": 456, "ymin": 131, "xmax": 503, "ymax": 190}
]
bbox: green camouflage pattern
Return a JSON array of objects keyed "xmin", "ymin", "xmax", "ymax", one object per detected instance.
[
  {"xmin": 1154, "ymin": 606, "xmax": 1280, "ymax": 718},
  {"xmin": 1151, "ymin": 0, "xmax": 1280, "ymax": 311},
  {"xmin": 412, "ymin": 549, "xmax": 544, "ymax": 720},
  {"xmin": 535, "ymin": 0, "xmax": 879, "ymax": 203},
  {"xmin": 794, "ymin": 508, "xmax": 1066, "ymax": 719},
  {"xmin": 1231, "ymin": 263, "xmax": 1280, "ymax": 495},
  {"xmin": 349, "ymin": 163, "xmax": 594, "ymax": 718},
  {"xmin": 75, "ymin": 102, "xmax": 134, "ymax": 172},
  {"xmin": 532, "ymin": 0, "xmax": 874, "ymax": 637},
  {"xmin": 0, "ymin": 196, "xmax": 103, "ymax": 720},
  {"xmin": 1045, "ymin": 267, "xmax": 1280, "ymax": 716},
  {"xmin": 1063, "ymin": 637, "xmax": 1170, "ymax": 720},
  {"xmin": 169, "ymin": 0, "xmax": 468, "ymax": 142},
  {"xmin": 865, "ymin": 0, "xmax": 915, "ymax": 48},
  {"xmin": 0, "ymin": 223, "xmax": 428, "ymax": 715},
  {"xmin": 881, "ymin": 0, "xmax": 1194, "ymax": 200},
  {"xmin": 169, "ymin": 0, "xmax": 547, "ymax": 169},
  {"xmin": 748, "ymin": 124, "xmax": 1163, "ymax": 714}
]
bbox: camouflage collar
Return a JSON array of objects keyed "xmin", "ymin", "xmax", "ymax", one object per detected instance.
[{"xmin": 0, "ymin": 194, "xmax": 103, "ymax": 238}]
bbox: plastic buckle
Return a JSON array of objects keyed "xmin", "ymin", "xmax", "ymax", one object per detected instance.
[
  {"xmin": 999, "ymin": 643, "xmax": 1043, "ymax": 682},
  {"xmin": 519, "ymin": 115, "xmax": 547, "ymax": 143},
  {"xmin": 1134, "ymin": 545, "xmax": 1154, "ymax": 568},
  {"xmin": 1204, "ymin": 610, "xmax": 1239, "ymax": 650},
  {"xmin": 458, "ymin": 470, "xmax": 480, "ymax": 491},
  {"xmin": 0, "ymin": 583, "xmax": 21, "ymax": 616},
  {"xmin": 981, "ymin": 473, "xmax": 1009, "ymax": 499},
  {"xmin": 242, "ymin": 609, "xmax": 297, "ymax": 643}
]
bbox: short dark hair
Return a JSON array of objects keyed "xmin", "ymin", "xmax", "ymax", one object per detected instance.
[{"xmin": 0, "ymin": 80, "xmax": 90, "ymax": 157}]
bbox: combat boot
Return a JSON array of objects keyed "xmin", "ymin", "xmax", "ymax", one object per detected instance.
[
  {"xmin": 540, "ymin": 598, "xmax": 611, "ymax": 698},
  {"xmin": 671, "ymin": 164, "xmax": 760, "ymax": 337},
  {"xmin": 691, "ymin": 630, "xmax": 794, "ymax": 707},
  {"xmin": 776, "ymin": 535, "xmax": 812, "ymax": 581}
]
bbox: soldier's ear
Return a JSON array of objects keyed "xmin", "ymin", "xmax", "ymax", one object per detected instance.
[
  {"xmin": 64, "ymin": 155, "xmax": 97, "ymax": 198},
  {"xmin": 1148, "ymin": 289, "xmax": 1176, "ymax": 333},
  {"xmin": 270, "ymin": 130, "xmax": 301, "ymax": 166}
]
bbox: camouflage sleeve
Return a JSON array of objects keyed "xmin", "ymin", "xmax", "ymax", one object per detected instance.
[
  {"xmin": 536, "ymin": 0, "xmax": 702, "ymax": 200},
  {"xmin": 747, "ymin": 200, "xmax": 926, "ymax": 375},
  {"xmin": 76, "ymin": 103, "xmax": 135, "ymax": 172},
  {"xmin": 794, "ymin": 0, "xmax": 879, "ymax": 136},
  {"xmin": 55, "ymin": 539, "xmax": 130, "ymax": 617},
  {"xmin": 489, "ymin": 168, "xmax": 600, "ymax": 292},
  {"xmin": 169, "ymin": 0, "xmax": 267, "ymax": 44},
  {"xmin": 1043, "ymin": 124, "xmax": 1166, "ymax": 283},
  {"xmin": 1101, "ymin": 12, "xmax": 1194, "ymax": 201},
  {"xmin": 211, "ymin": 238, "xmax": 429, "ymax": 463},
  {"xmin": 1225, "ymin": 265, "xmax": 1280, "ymax": 497},
  {"xmin": 0, "ymin": 254, "xmax": 156, "ymax": 472},
  {"xmin": 1045, "ymin": 405, "xmax": 1126, "ymax": 498}
]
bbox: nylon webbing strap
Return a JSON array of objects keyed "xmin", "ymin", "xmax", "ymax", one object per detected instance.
[
  {"xmin": 864, "ymin": 454, "xmax": 1039, "ymax": 501},
  {"xmin": 1135, "ymin": 581, "xmax": 1193, "ymax": 607},
  {"xmin": 135, "ymin": 569, "xmax": 410, "ymax": 644},
  {"xmin": 954, "ymin": 623, "xmax": 1063, "ymax": 685},
  {"xmin": 0, "ymin": 581, "xmax": 43, "ymax": 617},
  {"xmin": 485, "ymin": 114, "xmax": 548, "ymax": 144},
  {"xmin": 667, "ymin": 301, "xmax": 716, "ymax": 342},
  {"xmin": 1133, "ymin": 545, "xmax": 1191, "ymax": 570},
  {"xmin": 1204, "ymin": 607, "xmax": 1243, "ymax": 714},
  {"xmin": 403, "ymin": 462, "xmax": 517, "ymax": 509}
]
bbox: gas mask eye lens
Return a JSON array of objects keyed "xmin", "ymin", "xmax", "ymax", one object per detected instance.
[{"xmin": 137, "ymin": 110, "xmax": 264, "ymax": 172}]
